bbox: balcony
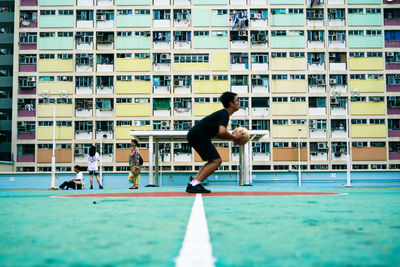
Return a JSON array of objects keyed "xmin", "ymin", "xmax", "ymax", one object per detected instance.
[
  {"xmin": 271, "ymin": 125, "xmax": 308, "ymax": 139},
  {"xmin": 38, "ymin": 59, "xmax": 73, "ymax": 73},
  {"xmin": 17, "ymin": 132, "xmax": 35, "ymax": 140},
  {"xmin": 271, "ymin": 102, "xmax": 307, "ymax": 116},
  {"xmin": 37, "ymin": 149, "xmax": 73, "ymax": 163},
  {"xmin": 115, "ymin": 58, "xmax": 151, "ymax": 72},
  {"xmin": 348, "ymin": 14, "xmax": 382, "ymax": 27},
  {"xmin": 17, "ymin": 155, "xmax": 35, "ymax": 163},
  {"xmin": 19, "ymin": 64, "xmax": 36, "ymax": 73},
  {"xmin": 75, "ymin": 130, "xmax": 93, "ymax": 140},
  {"xmin": 116, "ymin": 80, "xmax": 151, "ymax": 94},
  {"xmin": 352, "ymin": 147, "xmax": 387, "ymax": 161},
  {"xmin": 389, "ymin": 152, "xmax": 400, "ymax": 160},
  {"xmin": 193, "ymin": 36, "xmax": 228, "ymax": 49},
  {"xmin": 21, "ymin": 0, "xmax": 38, "ymax": 6},
  {"xmin": 37, "ymin": 126, "xmax": 73, "ymax": 140},
  {"xmin": 116, "ymin": 103, "xmax": 151, "ymax": 117},
  {"xmin": 273, "ymin": 148, "xmax": 307, "ymax": 161},
  {"xmin": 18, "ymin": 109, "xmax": 35, "ymax": 117},
  {"xmin": 349, "ymin": 35, "xmax": 383, "ymax": 49},
  {"xmin": 116, "ymin": 148, "xmax": 149, "ymax": 163},
  {"xmin": 270, "ymin": 58, "xmax": 305, "ymax": 71},
  {"xmin": 351, "ymin": 124, "xmax": 386, "ymax": 138}
]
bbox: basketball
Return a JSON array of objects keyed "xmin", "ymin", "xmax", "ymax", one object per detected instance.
[{"xmin": 233, "ymin": 127, "xmax": 250, "ymax": 146}]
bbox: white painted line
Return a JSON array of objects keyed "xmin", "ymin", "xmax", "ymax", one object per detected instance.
[{"xmin": 176, "ymin": 194, "xmax": 215, "ymax": 267}]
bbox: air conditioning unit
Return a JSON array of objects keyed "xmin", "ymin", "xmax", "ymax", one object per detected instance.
[
  {"xmin": 239, "ymin": 31, "xmax": 246, "ymax": 36},
  {"xmin": 174, "ymin": 80, "xmax": 180, "ymax": 86},
  {"xmin": 387, "ymin": 52, "xmax": 394, "ymax": 57},
  {"xmin": 62, "ymin": 76, "xmax": 68, "ymax": 81},
  {"xmin": 395, "ymin": 74, "xmax": 400, "ymax": 80},
  {"xmin": 252, "ymin": 75, "xmax": 260, "ymax": 79},
  {"xmin": 175, "ymin": 31, "xmax": 182, "ymax": 36},
  {"xmin": 318, "ymin": 143, "xmax": 327, "ymax": 149},
  {"xmin": 216, "ymin": 32, "xmax": 223, "ymax": 36},
  {"xmin": 329, "ymin": 79, "xmax": 336, "ymax": 85},
  {"xmin": 317, "ymin": 80, "xmax": 325, "ymax": 85},
  {"xmin": 97, "ymin": 15, "xmax": 105, "ymax": 21},
  {"xmin": 161, "ymin": 121, "xmax": 170, "ymax": 128},
  {"xmin": 356, "ymin": 142, "xmax": 363, "ymax": 147},
  {"xmin": 371, "ymin": 97, "xmax": 381, "ymax": 102},
  {"xmin": 182, "ymin": 10, "xmax": 188, "ymax": 14},
  {"xmin": 213, "ymin": 75, "xmax": 218, "ymax": 80},
  {"xmin": 329, "ymin": 9, "xmax": 336, "ymax": 13},
  {"xmin": 330, "ymin": 97, "xmax": 337, "ymax": 104},
  {"xmin": 27, "ymin": 77, "xmax": 35, "ymax": 82},
  {"xmin": 161, "ymin": 54, "xmax": 170, "ymax": 60},
  {"xmin": 20, "ymin": 32, "xmax": 27, "ymax": 37}
]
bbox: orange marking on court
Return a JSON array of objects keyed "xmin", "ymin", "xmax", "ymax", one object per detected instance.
[{"xmin": 53, "ymin": 191, "xmax": 344, "ymax": 198}]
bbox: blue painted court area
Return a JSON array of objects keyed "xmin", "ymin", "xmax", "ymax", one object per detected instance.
[{"xmin": 0, "ymin": 187, "xmax": 399, "ymax": 266}]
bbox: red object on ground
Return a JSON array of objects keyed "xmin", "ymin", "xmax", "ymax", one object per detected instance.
[{"xmin": 54, "ymin": 191, "xmax": 344, "ymax": 198}]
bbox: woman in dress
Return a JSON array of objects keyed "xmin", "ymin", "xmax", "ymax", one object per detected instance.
[
  {"xmin": 128, "ymin": 139, "xmax": 141, "ymax": 189},
  {"xmin": 88, "ymin": 145, "xmax": 103, "ymax": 189}
]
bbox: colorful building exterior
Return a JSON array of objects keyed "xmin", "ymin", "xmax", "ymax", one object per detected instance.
[{"xmin": 12, "ymin": 0, "xmax": 400, "ymax": 174}]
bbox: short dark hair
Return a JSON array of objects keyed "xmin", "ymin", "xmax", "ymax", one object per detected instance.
[
  {"xmin": 74, "ymin": 165, "xmax": 81, "ymax": 171},
  {"xmin": 89, "ymin": 145, "xmax": 96, "ymax": 157},
  {"xmin": 220, "ymin": 92, "xmax": 237, "ymax": 108},
  {"xmin": 131, "ymin": 139, "xmax": 139, "ymax": 146}
]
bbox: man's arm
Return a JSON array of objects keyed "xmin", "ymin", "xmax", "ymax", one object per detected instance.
[{"xmin": 216, "ymin": 125, "xmax": 241, "ymax": 144}]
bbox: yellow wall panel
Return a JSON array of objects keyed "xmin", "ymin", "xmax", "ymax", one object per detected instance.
[
  {"xmin": 38, "ymin": 59, "xmax": 73, "ymax": 73},
  {"xmin": 37, "ymin": 81, "xmax": 74, "ymax": 95},
  {"xmin": 349, "ymin": 57, "xmax": 384, "ymax": 71},
  {"xmin": 173, "ymin": 62, "xmax": 209, "ymax": 71},
  {"xmin": 37, "ymin": 126, "xmax": 73, "ymax": 140},
  {"xmin": 211, "ymin": 52, "xmax": 229, "ymax": 71},
  {"xmin": 271, "ymin": 125, "xmax": 308, "ymax": 139},
  {"xmin": 270, "ymin": 58, "xmax": 306, "ymax": 71},
  {"xmin": 116, "ymin": 126, "xmax": 151, "ymax": 140},
  {"xmin": 37, "ymin": 104, "xmax": 73, "ymax": 118},
  {"xmin": 116, "ymin": 103, "xmax": 151, "ymax": 117},
  {"xmin": 115, "ymin": 81, "xmax": 151, "ymax": 94},
  {"xmin": 271, "ymin": 102, "xmax": 307, "ymax": 116},
  {"xmin": 193, "ymin": 80, "xmax": 229, "ymax": 94},
  {"xmin": 351, "ymin": 125, "xmax": 386, "ymax": 138},
  {"xmin": 115, "ymin": 58, "xmax": 151, "ymax": 72},
  {"xmin": 271, "ymin": 80, "xmax": 307, "ymax": 93},
  {"xmin": 194, "ymin": 102, "xmax": 222, "ymax": 116},
  {"xmin": 350, "ymin": 102, "xmax": 385, "ymax": 115},
  {"xmin": 349, "ymin": 79, "xmax": 385, "ymax": 93}
]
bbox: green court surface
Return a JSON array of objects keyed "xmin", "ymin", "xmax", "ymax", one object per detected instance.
[{"xmin": 0, "ymin": 187, "xmax": 399, "ymax": 267}]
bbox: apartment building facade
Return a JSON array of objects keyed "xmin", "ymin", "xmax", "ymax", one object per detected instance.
[{"xmin": 13, "ymin": 0, "xmax": 400, "ymax": 175}]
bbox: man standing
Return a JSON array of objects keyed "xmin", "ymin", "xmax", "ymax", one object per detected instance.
[{"xmin": 186, "ymin": 92, "xmax": 241, "ymax": 193}]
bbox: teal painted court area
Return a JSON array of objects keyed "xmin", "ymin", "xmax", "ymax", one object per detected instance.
[{"xmin": 0, "ymin": 188, "xmax": 399, "ymax": 266}]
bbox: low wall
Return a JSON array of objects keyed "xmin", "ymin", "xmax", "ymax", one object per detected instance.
[{"xmin": 0, "ymin": 171, "xmax": 399, "ymax": 190}]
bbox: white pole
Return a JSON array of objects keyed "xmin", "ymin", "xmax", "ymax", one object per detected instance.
[
  {"xmin": 148, "ymin": 135, "xmax": 154, "ymax": 186},
  {"xmin": 298, "ymin": 128, "xmax": 302, "ymax": 187},
  {"xmin": 51, "ymin": 102, "xmax": 56, "ymax": 188},
  {"xmin": 100, "ymin": 133, "xmax": 103, "ymax": 186},
  {"xmin": 346, "ymin": 96, "xmax": 352, "ymax": 187}
]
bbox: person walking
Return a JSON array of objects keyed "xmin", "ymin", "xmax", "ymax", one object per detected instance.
[
  {"xmin": 128, "ymin": 139, "xmax": 141, "ymax": 189},
  {"xmin": 88, "ymin": 145, "xmax": 103, "ymax": 189}
]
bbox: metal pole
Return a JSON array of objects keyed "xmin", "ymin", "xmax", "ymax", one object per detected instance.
[
  {"xmin": 51, "ymin": 102, "xmax": 56, "ymax": 188},
  {"xmin": 345, "ymin": 96, "xmax": 352, "ymax": 187},
  {"xmin": 145, "ymin": 135, "xmax": 155, "ymax": 187},
  {"xmin": 100, "ymin": 133, "xmax": 103, "ymax": 186},
  {"xmin": 298, "ymin": 128, "xmax": 302, "ymax": 187}
]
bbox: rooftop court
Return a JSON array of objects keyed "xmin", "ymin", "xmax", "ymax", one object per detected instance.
[{"xmin": 0, "ymin": 186, "xmax": 399, "ymax": 266}]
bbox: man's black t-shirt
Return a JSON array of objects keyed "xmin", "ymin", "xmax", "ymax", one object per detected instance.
[{"xmin": 188, "ymin": 109, "xmax": 229, "ymax": 141}]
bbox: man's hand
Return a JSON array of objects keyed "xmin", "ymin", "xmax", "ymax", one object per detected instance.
[{"xmin": 69, "ymin": 179, "xmax": 73, "ymax": 182}]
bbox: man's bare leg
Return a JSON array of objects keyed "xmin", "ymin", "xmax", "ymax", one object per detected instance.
[{"xmin": 193, "ymin": 158, "xmax": 222, "ymax": 183}]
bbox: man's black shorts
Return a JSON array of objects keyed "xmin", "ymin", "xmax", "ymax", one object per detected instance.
[{"xmin": 187, "ymin": 131, "xmax": 221, "ymax": 161}]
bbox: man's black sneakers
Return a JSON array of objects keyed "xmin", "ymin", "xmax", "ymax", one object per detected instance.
[{"xmin": 186, "ymin": 183, "xmax": 211, "ymax": 194}]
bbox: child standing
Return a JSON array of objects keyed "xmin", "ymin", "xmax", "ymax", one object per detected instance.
[
  {"xmin": 88, "ymin": 145, "xmax": 103, "ymax": 189},
  {"xmin": 59, "ymin": 165, "xmax": 84, "ymax": 190}
]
